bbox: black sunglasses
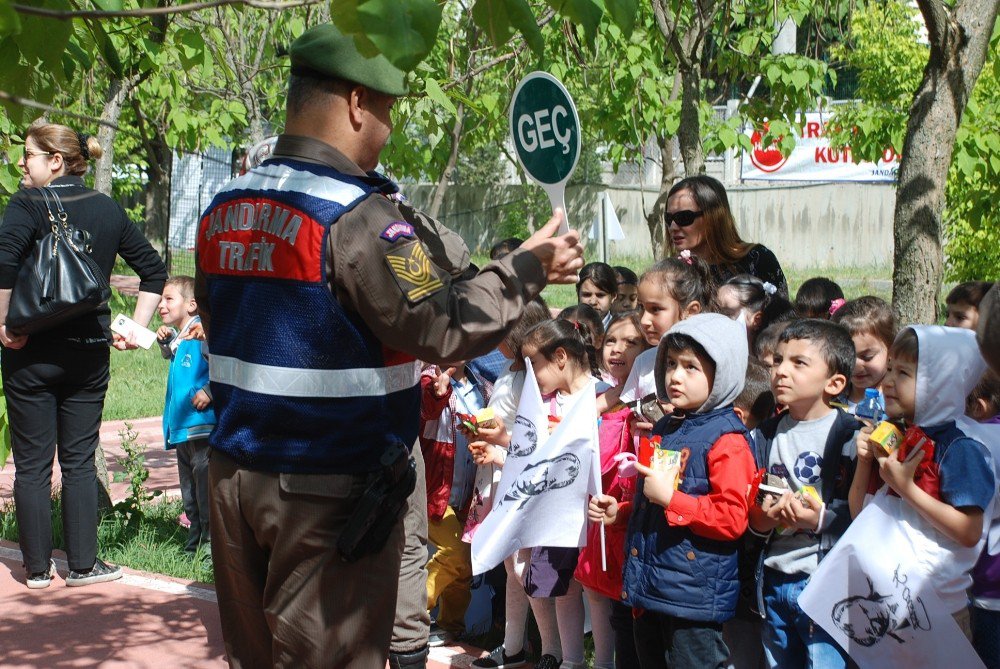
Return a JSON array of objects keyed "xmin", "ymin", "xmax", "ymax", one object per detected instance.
[{"xmin": 664, "ymin": 210, "xmax": 702, "ymax": 227}]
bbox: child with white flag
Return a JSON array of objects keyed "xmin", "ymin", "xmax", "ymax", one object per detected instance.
[
  {"xmin": 801, "ymin": 325, "xmax": 995, "ymax": 668},
  {"xmin": 472, "ymin": 318, "xmax": 603, "ymax": 669}
]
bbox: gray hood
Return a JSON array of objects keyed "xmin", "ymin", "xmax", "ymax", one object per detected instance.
[
  {"xmin": 655, "ymin": 313, "xmax": 748, "ymax": 413},
  {"xmin": 911, "ymin": 325, "xmax": 987, "ymax": 426}
]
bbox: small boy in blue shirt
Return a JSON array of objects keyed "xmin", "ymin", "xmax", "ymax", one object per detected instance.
[
  {"xmin": 157, "ymin": 276, "xmax": 215, "ymax": 553},
  {"xmin": 749, "ymin": 319, "xmax": 860, "ymax": 668}
]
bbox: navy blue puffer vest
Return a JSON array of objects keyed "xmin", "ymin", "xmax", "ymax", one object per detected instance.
[{"xmin": 623, "ymin": 406, "xmax": 749, "ymax": 622}]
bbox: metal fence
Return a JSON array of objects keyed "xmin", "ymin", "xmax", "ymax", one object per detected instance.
[{"xmin": 166, "ymin": 147, "xmax": 235, "ymax": 277}]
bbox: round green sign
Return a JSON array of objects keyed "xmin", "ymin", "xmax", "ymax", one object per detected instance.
[{"xmin": 509, "ymin": 72, "xmax": 581, "ymax": 186}]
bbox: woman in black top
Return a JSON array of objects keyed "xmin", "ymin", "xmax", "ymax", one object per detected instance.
[
  {"xmin": 663, "ymin": 175, "xmax": 788, "ymax": 295},
  {"xmin": 0, "ymin": 120, "xmax": 167, "ymax": 588}
]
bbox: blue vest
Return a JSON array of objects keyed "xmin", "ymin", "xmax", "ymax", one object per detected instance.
[
  {"xmin": 623, "ymin": 406, "xmax": 749, "ymax": 622},
  {"xmin": 197, "ymin": 158, "xmax": 420, "ymax": 474}
]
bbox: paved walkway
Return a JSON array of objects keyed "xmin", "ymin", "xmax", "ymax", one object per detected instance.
[{"xmin": 0, "ymin": 416, "xmax": 485, "ymax": 668}]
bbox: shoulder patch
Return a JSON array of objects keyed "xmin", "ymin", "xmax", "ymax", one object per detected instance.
[
  {"xmin": 380, "ymin": 221, "xmax": 415, "ymax": 242},
  {"xmin": 385, "ymin": 240, "xmax": 445, "ymax": 303}
]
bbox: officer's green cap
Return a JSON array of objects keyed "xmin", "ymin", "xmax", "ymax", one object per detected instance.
[{"xmin": 290, "ymin": 23, "xmax": 408, "ymax": 96}]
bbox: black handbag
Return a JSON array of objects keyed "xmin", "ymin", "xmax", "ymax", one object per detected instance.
[{"xmin": 6, "ymin": 187, "xmax": 111, "ymax": 335}]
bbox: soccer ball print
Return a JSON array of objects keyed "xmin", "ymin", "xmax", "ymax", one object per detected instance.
[{"xmin": 794, "ymin": 451, "xmax": 823, "ymax": 484}]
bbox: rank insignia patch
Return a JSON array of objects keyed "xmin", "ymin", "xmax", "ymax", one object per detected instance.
[
  {"xmin": 380, "ymin": 221, "xmax": 415, "ymax": 242},
  {"xmin": 385, "ymin": 241, "xmax": 444, "ymax": 303}
]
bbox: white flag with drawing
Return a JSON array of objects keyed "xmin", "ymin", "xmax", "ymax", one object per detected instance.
[
  {"xmin": 471, "ymin": 359, "xmax": 600, "ymax": 575},
  {"xmin": 799, "ymin": 494, "xmax": 985, "ymax": 669}
]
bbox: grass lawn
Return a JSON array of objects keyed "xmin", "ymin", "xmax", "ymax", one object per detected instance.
[
  {"xmin": 0, "ymin": 496, "xmax": 215, "ymax": 583},
  {"xmin": 104, "ymin": 342, "xmax": 168, "ymax": 421}
]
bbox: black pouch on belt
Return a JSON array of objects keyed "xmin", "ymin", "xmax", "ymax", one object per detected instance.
[{"xmin": 337, "ymin": 442, "xmax": 417, "ymax": 562}]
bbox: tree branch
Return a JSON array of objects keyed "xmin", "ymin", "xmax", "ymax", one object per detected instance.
[
  {"xmin": 13, "ymin": 0, "xmax": 323, "ymax": 19},
  {"xmin": 913, "ymin": 0, "xmax": 949, "ymax": 50},
  {"xmin": 0, "ymin": 90, "xmax": 122, "ymax": 130}
]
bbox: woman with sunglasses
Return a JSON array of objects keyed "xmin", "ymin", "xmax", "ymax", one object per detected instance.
[
  {"xmin": 0, "ymin": 119, "xmax": 167, "ymax": 588},
  {"xmin": 664, "ymin": 174, "xmax": 788, "ymax": 296}
]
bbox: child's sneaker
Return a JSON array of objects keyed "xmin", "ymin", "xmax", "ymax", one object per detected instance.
[
  {"xmin": 533, "ymin": 656, "xmax": 561, "ymax": 669},
  {"xmin": 472, "ymin": 646, "xmax": 528, "ymax": 669},
  {"xmin": 65, "ymin": 558, "xmax": 123, "ymax": 587},
  {"xmin": 25, "ymin": 559, "xmax": 57, "ymax": 589}
]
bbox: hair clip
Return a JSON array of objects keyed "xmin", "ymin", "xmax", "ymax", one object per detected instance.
[
  {"xmin": 572, "ymin": 320, "xmax": 580, "ymax": 331},
  {"xmin": 762, "ymin": 281, "xmax": 777, "ymax": 296},
  {"xmin": 829, "ymin": 298, "xmax": 846, "ymax": 316},
  {"xmin": 678, "ymin": 249, "xmax": 693, "ymax": 265}
]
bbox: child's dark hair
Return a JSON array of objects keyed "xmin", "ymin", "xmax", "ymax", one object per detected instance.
[
  {"xmin": 889, "ymin": 327, "xmax": 919, "ymax": 363},
  {"xmin": 778, "ymin": 319, "xmax": 855, "ymax": 380},
  {"xmin": 640, "ymin": 255, "xmax": 717, "ymax": 312},
  {"xmin": 754, "ymin": 320, "xmax": 793, "ymax": 360},
  {"xmin": 166, "ymin": 275, "xmax": 196, "ymax": 300},
  {"xmin": 614, "ymin": 266, "xmax": 638, "ymax": 287},
  {"xmin": 577, "ymin": 262, "xmax": 618, "ymax": 298},
  {"xmin": 967, "ymin": 371, "xmax": 1000, "ymax": 418},
  {"xmin": 489, "ymin": 237, "xmax": 524, "ymax": 260},
  {"xmin": 523, "ymin": 317, "xmax": 600, "ymax": 378},
  {"xmin": 735, "ymin": 357, "xmax": 776, "ymax": 425},
  {"xmin": 831, "ymin": 296, "xmax": 896, "ymax": 349},
  {"xmin": 502, "ymin": 298, "xmax": 549, "ymax": 370},
  {"xmin": 946, "ymin": 281, "xmax": 995, "ymax": 308},
  {"xmin": 558, "ymin": 304, "xmax": 605, "ymax": 344},
  {"xmin": 662, "ymin": 332, "xmax": 715, "ymax": 372},
  {"xmin": 605, "ymin": 311, "xmax": 646, "ymax": 341},
  {"xmin": 795, "ymin": 277, "xmax": 845, "ymax": 319},
  {"xmin": 720, "ymin": 274, "xmax": 796, "ymax": 331}
]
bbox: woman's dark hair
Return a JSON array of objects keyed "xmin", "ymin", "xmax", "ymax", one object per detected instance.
[
  {"xmin": 26, "ymin": 119, "xmax": 103, "ymax": 177},
  {"xmin": 778, "ymin": 319, "xmax": 855, "ymax": 380},
  {"xmin": 490, "ymin": 237, "xmax": 524, "ymax": 260},
  {"xmin": 524, "ymin": 317, "xmax": 600, "ymax": 378},
  {"xmin": 947, "ymin": 281, "xmax": 995, "ymax": 308},
  {"xmin": 639, "ymin": 254, "xmax": 717, "ymax": 312},
  {"xmin": 501, "ymin": 297, "xmax": 549, "ymax": 370},
  {"xmin": 831, "ymin": 296, "xmax": 896, "ymax": 349},
  {"xmin": 577, "ymin": 262, "xmax": 618, "ymax": 298},
  {"xmin": 666, "ymin": 175, "xmax": 751, "ymax": 265},
  {"xmin": 613, "ymin": 266, "xmax": 638, "ymax": 286},
  {"xmin": 720, "ymin": 274, "xmax": 796, "ymax": 332},
  {"xmin": 794, "ymin": 277, "xmax": 845, "ymax": 319}
]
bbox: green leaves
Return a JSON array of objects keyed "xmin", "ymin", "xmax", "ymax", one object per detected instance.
[
  {"xmin": 333, "ymin": 0, "xmax": 442, "ymax": 72},
  {"xmin": 472, "ymin": 0, "xmax": 543, "ymax": 55},
  {"xmin": 423, "ymin": 77, "xmax": 456, "ymax": 114},
  {"xmin": 0, "ymin": 0, "xmax": 21, "ymax": 38},
  {"xmin": 544, "ymin": 0, "xmax": 603, "ymax": 46},
  {"xmin": 605, "ymin": 0, "xmax": 639, "ymax": 37}
]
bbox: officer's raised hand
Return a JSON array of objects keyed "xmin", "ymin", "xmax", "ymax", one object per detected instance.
[{"xmin": 521, "ymin": 209, "xmax": 585, "ymax": 284}]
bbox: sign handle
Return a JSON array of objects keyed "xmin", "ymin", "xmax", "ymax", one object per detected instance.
[{"xmin": 543, "ymin": 183, "xmax": 569, "ymax": 235}]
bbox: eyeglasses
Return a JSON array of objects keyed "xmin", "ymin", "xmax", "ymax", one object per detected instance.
[
  {"xmin": 23, "ymin": 150, "xmax": 55, "ymax": 158},
  {"xmin": 664, "ymin": 210, "xmax": 702, "ymax": 228}
]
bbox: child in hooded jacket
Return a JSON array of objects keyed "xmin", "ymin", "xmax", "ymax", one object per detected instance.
[
  {"xmin": 849, "ymin": 326, "xmax": 996, "ymax": 641},
  {"xmin": 590, "ymin": 313, "xmax": 756, "ymax": 669}
]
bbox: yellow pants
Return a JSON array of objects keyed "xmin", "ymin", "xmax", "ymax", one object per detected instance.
[{"xmin": 426, "ymin": 505, "xmax": 472, "ymax": 634}]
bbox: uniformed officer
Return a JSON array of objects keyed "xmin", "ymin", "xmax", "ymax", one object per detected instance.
[{"xmin": 195, "ymin": 22, "xmax": 584, "ymax": 669}]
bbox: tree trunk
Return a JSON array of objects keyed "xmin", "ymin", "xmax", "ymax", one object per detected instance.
[
  {"xmin": 646, "ymin": 134, "xmax": 678, "ymax": 259},
  {"xmin": 427, "ymin": 100, "xmax": 466, "ymax": 220},
  {"xmin": 93, "ymin": 79, "xmax": 129, "ymax": 196},
  {"xmin": 144, "ymin": 134, "xmax": 173, "ymax": 245},
  {"xmin": 677, "ymin": 60, "xmax": 705, "ymax": 176},
  {"xmin": 892, "ymin": 0, "xmax": 999, "ymax": 324}
]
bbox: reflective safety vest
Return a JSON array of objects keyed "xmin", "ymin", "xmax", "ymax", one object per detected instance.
[{"xmin": 197, "ymin": 158, "xmax": 420, "ymax": 474}]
